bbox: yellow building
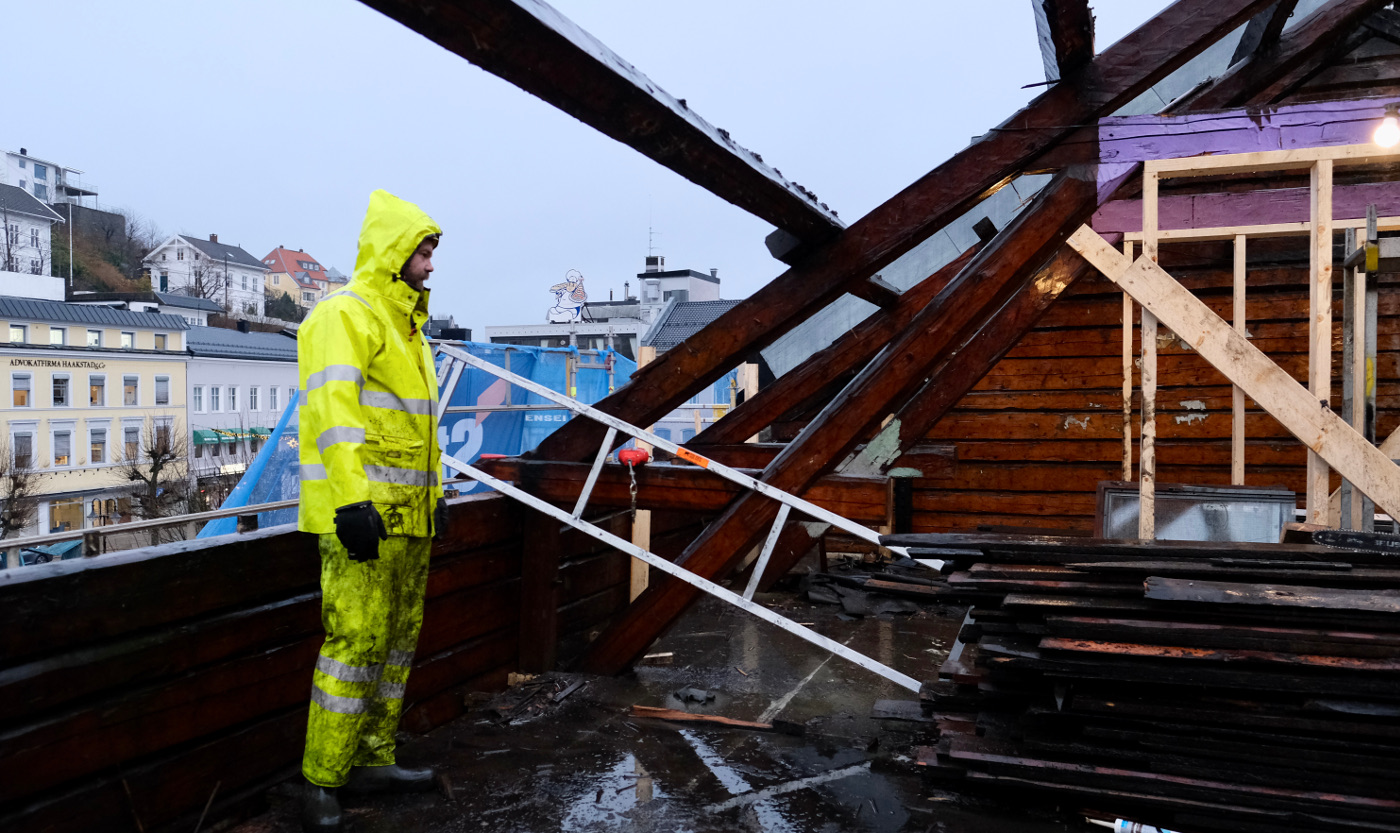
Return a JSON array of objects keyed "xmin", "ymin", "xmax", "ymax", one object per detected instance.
[{"xmin": 1, "ymin": 297, "xmax": 188, "ymax": 536}]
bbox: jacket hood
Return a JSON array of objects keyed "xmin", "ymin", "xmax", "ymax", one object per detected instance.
[{"xmin": 350, "ymin": 190, "xmax": 442, "ymax": 303}]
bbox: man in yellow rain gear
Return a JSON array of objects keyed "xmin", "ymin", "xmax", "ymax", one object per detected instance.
[{"xmin": 297, "ymin": 190, "xmax": 449, "ymax": 832}]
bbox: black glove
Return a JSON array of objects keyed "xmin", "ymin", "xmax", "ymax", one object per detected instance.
[
  {"xmin": 434, "ymin": 497, "xmax": 449, "ymax": 542},
  {"xmin": 335, "ymin": 501, "xmax": 388, "ymax": 562}
]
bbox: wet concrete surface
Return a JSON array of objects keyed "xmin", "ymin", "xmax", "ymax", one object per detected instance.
[{"xmin": 230, "ymin": 591, "xmax": 1082, "ymax": 833}]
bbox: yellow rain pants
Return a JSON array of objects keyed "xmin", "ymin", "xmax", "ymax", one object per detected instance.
[{"xmin": 302, "ymin": 533, "xmax": 432, "ymax": 787}]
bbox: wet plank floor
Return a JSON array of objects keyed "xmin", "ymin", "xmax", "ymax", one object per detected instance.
[{"xmin": 232, "ymin": 592, "xmax": 1078, "ymax": 832}]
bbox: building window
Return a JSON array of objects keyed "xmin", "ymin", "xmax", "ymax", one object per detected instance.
[
  {"xmin": 29, "ymin": 259, "xmax": 40, "ymax": 275},
  {"xmin": 269, "ymin": 386, "xmax": 279, "ymax": 413},
  {"xmin": 241, "ymin": 275, "xmax": 248, "ymax": 291},
  {"xmin": 121, "ymin": 331, "xmax": 134, "ymax": 349},
  {"xmin": 50, "ymin": 497, "xmax": 82, "ymax": 533},
  {"xmin": 225, "ymin": 441, "xmax": 237, "ymax": 457},
  {"xmin": 52, "ymin": 375, "xmax": 69, "ymax": 407},
  {"xmin": 49, "ymin": 327, "xmax": 65, "ymax": 346},
  {"xmin": 193, "ymin": 386, "xmax": 204, "ymax": 413},
  {"xmin": 5, "ymin": 223, "xmax": 17, "ymax": 246},
  {"xmin": 251, "ymin": 386, "xmax": 262, "ymax": 411},
  {"xmin": 33, "ymin": 184, "xmax": 46, "ymax": 201},
  {"xmin": 87, "ymin": 329, "xmax": 101, "ymax": 347},
  {"xmin": 12, "ymin": 373, "xmax": 30, "ymax": 407},
  {"xmin": 210, "ymin": 386, "xmax": 221, "ymax": 412},
  {"xmin": 250, "ymin": 437, "xmax": 262, "ymax": 454},
  {"xmin": 210, "ymin": 440, "xmax": 221, "ymax": 458},
  {"xmin": 12, "ymin": 433, "xmax": 32, "ymax": 469},
  {"xmin": 90, "ymin": 428, "xmax": 106, "ymax": 464},
  {"xmin": 10, "ymin": 324, "xmax": 26, "ymax": 343},
  {"xmin": 29, "ymin": 228, "xmax": 38, "ymax": 248},
  {"xmin": 33, "ymin": 163, "xmax": 46, "ymax": 181},
  {"xmin": 195, "ymin": 443, "xmax": 204, "ymax": 460},
  {"xmin": 155, "ymin": 376, "xmax": 170, "ymax": 406},
  {"xmin": 123, "ymin": 375, "xmax": 139, "ymax": 406},
  {"xmin": 89, "ymin": 374, "xmax": 105, "ymax": 406},
  {"xmin": 154, "ymin": 333, "xmax": 167, "ymax": 351},
  {"xmin": 288, "ymin": 386, "xmax": 295, "ymax": 406},
  {"xmin": 52, "ymin": 430, "xmax": 71, "ymax": 467},
  {"xmin": 177, "ymin": 248, "xmax": 184, "ymax": 261},
  {"xmin": 159, "ymin": 272, "xmax": 168, "ymax": 292},
  {"xmin": 228, "ymin": 386, "xmax": 238, "ymax": 411},
  {"xmin": 155, "ymin": 421, "xmax": 172, "ymax": 455},
  {"xmin": 124, "ymin": 426, "xmax": 140, "ymax": 460}
]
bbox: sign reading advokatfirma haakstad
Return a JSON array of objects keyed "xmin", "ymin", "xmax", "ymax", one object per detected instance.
[{"xmin": 8, "ymin": 358, "xmax": 108, "ymax": 369}]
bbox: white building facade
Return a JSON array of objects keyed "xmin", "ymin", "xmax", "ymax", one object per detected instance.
[
  {"xmin": 184, "ymin": 327, "xmax": 298, "ymax": 489},
  {"xmin": 143, "ymin": 234, "xmax": 268, "ymax": 318},
  {"xmin": 1, "ymin": 147, "xmax": 98, "ymax": 207},
  {"xmin": 0, "ymin": 184, "xmax": 63, "ymax": 300}
]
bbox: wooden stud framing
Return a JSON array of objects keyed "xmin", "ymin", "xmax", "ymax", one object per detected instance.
[
  {"xmin": 630, "ymin": 345, "xmax": 656, "ymax": 601},
  {"xmin": 1140, "ymin": 170, "xmax": 1160, "ymax": 540},
  {"xmin": 1068, "ymin": 225, "xmax": 1400, "ymax": 522},
  {"xmin": 1307, "ymin": 159, "xmax": 1334, "ymax": 525},
  {"xmin": 1122, "ymin": 240, "xmax": 1134, "ymax": 483},
  {"xmin": 1233, "ymin": 233, "xmax": 1247, "ymax": 486},
  {"xmin": 1121, "ymin": 215, "xmax": 1400, "ymax": 243},
  {"xmin": 1146, "ymin": 143, "xmax": 1400, "ymax": 178}
]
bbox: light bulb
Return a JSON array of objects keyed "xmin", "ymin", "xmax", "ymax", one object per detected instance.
[{"xmin": 1376, "ymin": 108, "xmax": 1400, "ymax": 148}]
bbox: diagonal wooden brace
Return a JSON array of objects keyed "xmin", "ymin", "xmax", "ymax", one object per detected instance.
[{"xmin": 1066, "ymin": 225, "xmax": 1400, "ymax": 521}]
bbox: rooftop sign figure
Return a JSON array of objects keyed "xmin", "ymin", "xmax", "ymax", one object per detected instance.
[{"xmin": 547, "ymin": 269, "xmax": 587, "ymax": 323}]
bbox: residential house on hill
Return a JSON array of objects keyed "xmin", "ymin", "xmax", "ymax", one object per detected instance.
[
  {"xmin": 261, "ymin": 246, "xmax": 331, "ymax": 311},
  {"xmin": 0, "ymin": 147, "xmax": 98, "ymax": 207},
  {"xmin": 142, "ymin": 234, "xmax": 267, "ymax": 318},
  {"xmin": 0, "ymin": 184, "xmax": 63, "ymax": 301}
]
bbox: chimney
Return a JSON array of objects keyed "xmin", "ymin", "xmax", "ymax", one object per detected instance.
[
  {"xmin": 209, "ymin": 233, "xmax": 218, "ymax": 243},
  {"xmin": 237, "ymin": 319, "xmax": 250, "ymax": 333},
  {"xmin": 645, "ymin": 255, "xmax": 664, "ymax": 273},
  {"xmin": 624, "ymin": 280, "xmax": 631, "ymax": 299},
  {"xmin": 18, "ymin": 148, "xmax": 26, "ymax": 156},
  {"xmin": 710, "ymin": 268, "xmax": 718, "ymax": 280}
]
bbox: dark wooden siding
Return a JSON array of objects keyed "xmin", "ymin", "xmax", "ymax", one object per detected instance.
[{"xmin": 0, "ymin": 493, "xmax": 637, "ymax": 832}]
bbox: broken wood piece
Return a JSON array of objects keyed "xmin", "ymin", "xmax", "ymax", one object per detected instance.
[
  {"xmin": 872, "ymin": 699, "xmax": 935, "ymax": 723},
  {"xmin": 629, "ymin": 705, "xmax": 774, "ymax": 731},
  {"xmin": 638, "ymin": 652, "xmax": 674, "ymax": 666},
  {"xmin": 1144, "ymin": 576, "xmax": 1400, "ymax": 614}
]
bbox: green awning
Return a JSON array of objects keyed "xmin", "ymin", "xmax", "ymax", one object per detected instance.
[
  {"xmin": 250, "ymin": 427, "xmax": 272, "ymax": 438},
  {"xmin": 193, "ymin": 430, "xmax": 219, "ymax": 445}
]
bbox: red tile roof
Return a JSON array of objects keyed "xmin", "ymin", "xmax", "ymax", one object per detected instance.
[{"xmin": 261, "ymin": 246, "xmax": 329, "ymax": 289}]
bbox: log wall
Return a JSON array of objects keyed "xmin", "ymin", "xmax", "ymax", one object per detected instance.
[
  {"xmin": 912, "ymin": 235, "xmax": 1400, "ymax": 534},
  {"xmin": 0, "ymin": 493, "xmax": 635, "ymax": 832}
]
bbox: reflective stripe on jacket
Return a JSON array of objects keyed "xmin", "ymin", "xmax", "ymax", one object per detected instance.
[{"xmin": 297, "ymin": 190, "xmax": 444, "ymax": 537}]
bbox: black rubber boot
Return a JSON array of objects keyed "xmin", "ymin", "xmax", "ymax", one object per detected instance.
[
  {"xmin": 342, "ymin": 763, "xmax": 437, "ymax": 794},
  {"xmin": 302, "ymin": 781, "xmax": 342, "ymax": 833}
]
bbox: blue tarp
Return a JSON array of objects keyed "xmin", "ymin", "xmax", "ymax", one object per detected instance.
[{"xmin": 199, "ymin": 342, "xmax": 635, "ymax": 534}]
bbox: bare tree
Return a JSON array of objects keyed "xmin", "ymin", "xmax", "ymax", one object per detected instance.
[
  {"xmin": 0, "ymin": 439, "xmax": 39, "ymax": 541},
  {"xmin": 113, "ymin": 419, "xmax": 193, "ymax": 546}
]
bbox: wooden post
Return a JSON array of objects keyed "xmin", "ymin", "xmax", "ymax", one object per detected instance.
[
  {"xmin": 1232, "ymin": 233, "xmax": 1247, "ymax": 486},
  {"xmin": 742, "ymin": 362, "xmax": 760, "ymax": 443},
  {"xmin": 630, "ymin": 345, "xmax": 656, "ymax": 601},
  {"xmin": 1342, "ymin": 226, "xmax": 1358, "ymax": 528},
  {"xmin": 1307, "ymin": 160, "xmax": 1333, "ymax": 525},
  {"xmin": 519, "ymin": 509, "xmax": 561, "ymax": 673},
  {"xmin": 1140, "ymin": 170, "xmax": 1159, "ymax": 540},
  {"xmin": 1122, "ymin": 241, "xmax": 1134, "ymax": 483}
]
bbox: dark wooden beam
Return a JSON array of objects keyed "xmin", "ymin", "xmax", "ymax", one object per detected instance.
[
  {"xmin": 474, "ymin": 457, "xmax": 892, "ymax": 523},
  {"xmin": 518, "ymin": 507, "xmax": 561, "ymax": 673},
  {"xmin": 1178, "ymin": 0, "xmax": 1391, "ymax": 110},
  {"xmin": 355, "ymin": 0, "xmax": 843, "ymax": 248},
  {"xmin": 1364, "ymin": 6, "xmax": 1400, "ymax": 44},
  {"xmin": 527, "ymin": 0, "xmax": 1276, "ymax": 464},
  {"xmin": 665, "ymin": 441, "xmax": 956, "ymax": 478},
  {"xmin": 1229, "ymin": 1, "xmax": 1300, "ymax": 65},
  {"xmin": 839, "ymin": 247, "xmax": 1096, "ymax": 479},
  {"xmin": 689, "ymin": 245, "xmax": 980, "ymax": 447},
  {"xmin": 1033, "ymin": 0, "xmax": 1096, "ymax": 82},
  {"xmin": 579, "ymin": 168, "xmax": 1112, "ymax": 675}
]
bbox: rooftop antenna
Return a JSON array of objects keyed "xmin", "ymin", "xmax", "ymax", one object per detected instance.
[{"xmin": 648, "ymin": 225, "xmax": 662, "ymax": 257}]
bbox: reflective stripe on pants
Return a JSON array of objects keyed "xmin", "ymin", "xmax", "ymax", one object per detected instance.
[{"xmin": 303, "ymin": 533, "xmax": 431, "ymax": 788}]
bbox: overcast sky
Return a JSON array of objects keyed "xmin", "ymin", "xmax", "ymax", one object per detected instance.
[{"xmin": 6, "ymin": 1, "xmax": 1169, "ymax": 335}]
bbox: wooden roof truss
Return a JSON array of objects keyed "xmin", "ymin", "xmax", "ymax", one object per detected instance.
[{"xmin": 360, "ymin": 0, "xmax": 1400, "ymax": 672}]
